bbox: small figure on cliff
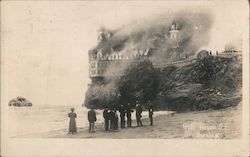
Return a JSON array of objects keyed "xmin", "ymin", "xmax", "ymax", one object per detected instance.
[
  {"xmin": 148, "ymin": 101, "xmax": 154, "ymax": 126},
  {"xmin": 103, "ymin": 107, "xmax": 109, "ymax": 131},
  {"xmin": 68, "ymin": 108, "xmax": 77, "ymax": 134},
  {"xmin": 126, "ymin": 103, "xmax": 133, "ymax": 127},
  {"xmin": 119, "ymin": 105, "xmax": 126, "ymax": 128},
  {"xmin": 136, "ymin": 102, "xmax": 143, "ymax": 127},
  {"xmin": 88, "ymin": 106, "xmax": 97, "ymax": 133}
]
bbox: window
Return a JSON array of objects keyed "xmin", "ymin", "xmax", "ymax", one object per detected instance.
[{"xmin": 91, "ymin": 64, "xmax": 95, "ymax": 68}]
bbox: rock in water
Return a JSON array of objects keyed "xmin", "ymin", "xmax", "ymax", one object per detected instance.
[{"xmin": 8, "ymin": 96, "xmax": 32, "ymax": 107}]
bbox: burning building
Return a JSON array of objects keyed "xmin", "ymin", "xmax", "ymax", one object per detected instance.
[
  {"xmin": 88, "ymin": 17, "xmax": 209, "ymax": 82},
  {"xmin": 88, "ymin": 47, "xmax": 150, "ymax": 82}
]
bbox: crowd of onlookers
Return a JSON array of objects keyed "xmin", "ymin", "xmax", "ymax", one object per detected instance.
[{"xmin": 68, "ymin": 101, "xmax": 154, "ymax": 134}]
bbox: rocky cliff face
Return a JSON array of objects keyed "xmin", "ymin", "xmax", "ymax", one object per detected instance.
[
  {"xmin": 156, "ymin": 55, "xmax": 242, "ymax": 112},
  {"xmin": 84, "ymin": 59, "xmax": 158, "ymax": 109},
  {"xmin": 84, "ymin": 55, "xmax": 242, "ymax": 112}
]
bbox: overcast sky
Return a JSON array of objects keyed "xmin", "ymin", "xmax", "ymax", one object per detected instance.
[{"xmin": 1, "ymin": 1, "xmax": 248, "ymax": 106}]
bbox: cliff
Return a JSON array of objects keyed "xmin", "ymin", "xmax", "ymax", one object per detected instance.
[
  {"xmin": 156, "ymin": 55, "xmax": 242, "ymax": 111},
  {"xmin": 84, "ymin": 59, "xmax": 158, "ymax": 109},
  {"xmin": 84, "ymin": 55, "xmax": 242, "ymax": 112}
]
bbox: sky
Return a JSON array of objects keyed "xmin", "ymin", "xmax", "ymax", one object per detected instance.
[{"xmin": 1, "ymin": 1, "xmax": 248, "ymax": 106}]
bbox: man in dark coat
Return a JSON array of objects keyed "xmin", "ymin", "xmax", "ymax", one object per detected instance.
[
  {"xmin": 148, "ymin": 101, "xmax": 154, "ymax": 126},
  {"xmin": 119, "ymin": 105, "xmax": 126, "ymax": 128},
  {"xmin": 136, "ymin": 102, "xmax": 143, "ymax": 127},
  {"xmin": 109, "ymin": 109, "xmax": 115, "ymax": 131},
  {"xmin": 126, "ymin": 103, "xmax": 133, "ymax": 128},
  {"xmin": 114, "ymin": 110, "xmax": 119, "ymax": 130},
  {"xmin": 88, "ymin": 107, "xmax": 97, "ymax": 133},
  {"xmin": 103, "ymin": 107, "xmax": 109, "ymax": 131}
]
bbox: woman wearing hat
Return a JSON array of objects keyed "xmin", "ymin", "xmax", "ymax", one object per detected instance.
[{"xmin": 68, "ymin": 107, "xmax": 77, "ymax": 134}]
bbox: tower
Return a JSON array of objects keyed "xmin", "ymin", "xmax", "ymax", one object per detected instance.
[
  {"xmin": 97, "ymin": 26, "xmax": 106, "ymax": 43},
  {"xmin": 169, "ymin": 20, "xmax": 179, "ymax": 41},
  {"xmin": 97, "ymin": 26, "xmax": 111, "ymax": 43}
]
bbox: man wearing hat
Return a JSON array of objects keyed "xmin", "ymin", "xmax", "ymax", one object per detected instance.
[
  {"xmin": 136, "ymin": 101, "xmax": 143, "ymax": 127},
  {"xmin": 119, "ymin": 105, "xmax": 126, "ymax": 128},
  {"xmin": 103, "ymin": 106, "xmax": 109, "ymax": 131},
  {"xmin": 126, "ymin": 103, "xmax": 133, "ymax": 127},
  {"xmin": 148, "ymin": 101, "xmax": 154, "ymax": 126},
  {"xmin": 88, "ymin": 106, "xmax": 97, "ymax": 133}
]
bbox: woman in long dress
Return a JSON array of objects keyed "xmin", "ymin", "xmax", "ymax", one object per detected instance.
[{"xmin": 68, "ymin": 108, "xmax": 77, "ymax": 134}]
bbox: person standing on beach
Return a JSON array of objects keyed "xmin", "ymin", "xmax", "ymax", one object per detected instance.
[
  {"xmin": 109, "ymin": 109, "xmax": 115, "ymax": 131},
  {"xmin": 88, "ymin": 106, "xmax": 97, "ymax": 133},
  {"xmin": 114, "ymin": 110, "xmax": 119, "ymax": 130},
  {"xmin": 136, "ymin": 102, "xmax": 143, "ymax": 127},
  {"xmin": 68, "ymin": 108, "xmax": 77, "ymax": 134},
  {"xmin": 119, "ymin": 105, "xmax": 125, "ymax": 128},
  {"xmin": 103, "ymin": 107, "xmax": 109, "ymax": 131},
  {"xmin": 126, "ymin": 103, "xmax": 133, "ymax": 128},
  {"xmin": 148, "ymin": 101, "xmax": 154, "ymax": 126}
]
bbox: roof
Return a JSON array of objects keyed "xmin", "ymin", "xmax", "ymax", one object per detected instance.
[{"xmin": 172, "ymin": 20, "xmax": 177, "ymax": 26}]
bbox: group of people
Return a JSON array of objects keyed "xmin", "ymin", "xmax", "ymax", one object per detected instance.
[
  {"xmin": 103, "ymin": 108, "xmax": 119, "ymax": 131},
  {"xmin": 68, "ymin": 101, "xmax": 154, "ymax": 134}
]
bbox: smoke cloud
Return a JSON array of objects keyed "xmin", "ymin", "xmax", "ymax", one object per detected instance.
[
  {"xmin": 90, "ymin": 11, "xmax": 213, "ymax": 65},
  {"xmin": 94, "ymin": 10, "xmax": 213, "ymax": 85}
]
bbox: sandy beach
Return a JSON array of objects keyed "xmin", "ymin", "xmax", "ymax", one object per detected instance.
[{"xmin": 13, "ymin": 104, "xmax": 241, "ymax": 139}]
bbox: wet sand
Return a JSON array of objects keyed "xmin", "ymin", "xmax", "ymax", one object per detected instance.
[{"xmin": 14, "ymin": 104, "xmax": 241, "ymax": 139}]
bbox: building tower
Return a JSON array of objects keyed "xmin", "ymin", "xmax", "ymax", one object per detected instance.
[
  {"xmin": 169, "ymin": 20, "xmax": 179, "ymax": 41},
  {"xmin": 97, "ymin": 26, "xmax": 111, "ymax": 43}
]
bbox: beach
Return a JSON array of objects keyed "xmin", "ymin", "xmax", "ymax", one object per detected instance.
[{"xmin": 9, "ymin": 104, "xmax": 241, "ymax": 139}]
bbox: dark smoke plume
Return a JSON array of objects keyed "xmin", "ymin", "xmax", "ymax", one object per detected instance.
[{"xmin": 90, "ymin": 11, "xmax": 213, "ymax": 64}]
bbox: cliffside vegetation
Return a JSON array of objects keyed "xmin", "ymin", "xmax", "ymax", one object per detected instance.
[
  {"xmin": 84, "ymin": 55, "xmax": 242, "ymax": 112},
  {"xmin": 156, "ymin": 55, "xmax": 242, "ymax": 112}
]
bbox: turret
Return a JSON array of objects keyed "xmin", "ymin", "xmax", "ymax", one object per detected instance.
[
  {"xmin": 169, "ymin": 20, "xmax": 179, "ymax": 41},
  {"xmin": 97, "ymin": 26, "xmax": 111, "ymax": 43}
]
